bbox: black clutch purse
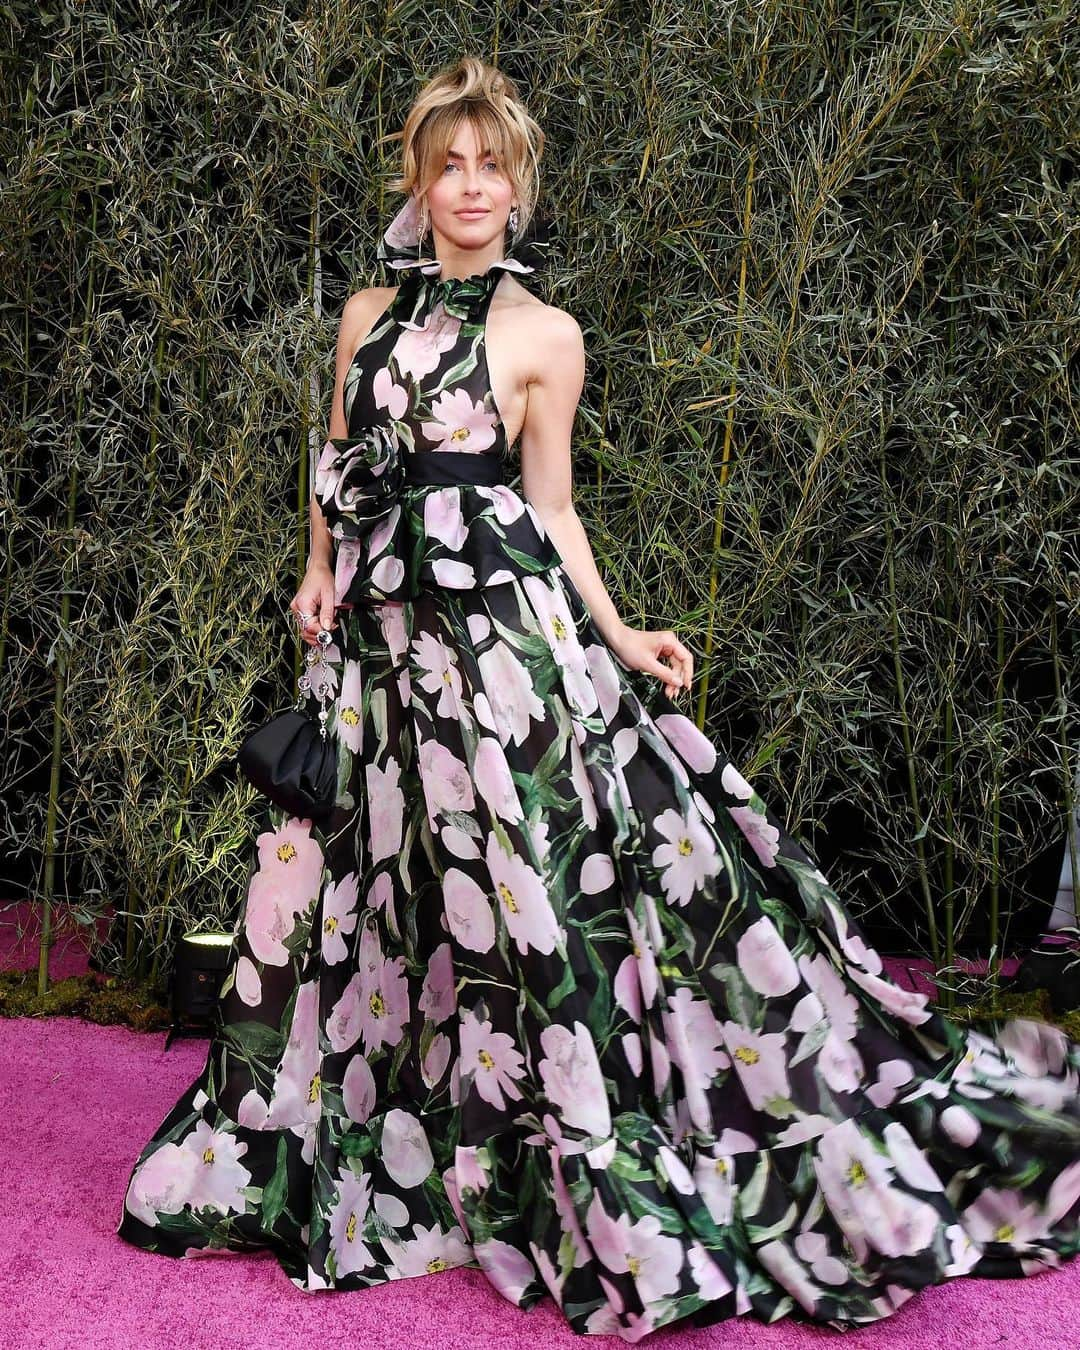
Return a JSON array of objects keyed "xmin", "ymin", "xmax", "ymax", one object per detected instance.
[{"xmin": 237, "ymin": 626, "xmax": 339, "ymax": 822}]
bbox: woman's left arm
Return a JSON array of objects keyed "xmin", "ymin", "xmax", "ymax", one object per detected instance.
[{"xmin": 518, "ymin": 307, "xmax": 693, "ymax": 703}]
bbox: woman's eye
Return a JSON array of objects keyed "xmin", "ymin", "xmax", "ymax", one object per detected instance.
[{"xmin": 444, "ymin": 160, "xmax": 499, "ymax": 172}]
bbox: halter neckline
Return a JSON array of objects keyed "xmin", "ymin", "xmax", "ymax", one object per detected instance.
[{"xmin": 375, "ymin": 194, "xmax": 555, "ymax": 305}]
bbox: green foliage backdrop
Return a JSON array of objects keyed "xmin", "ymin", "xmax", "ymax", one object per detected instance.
[{"xmin": 2, "ymin": 1, "xmax": 1077, "ymax": 991}]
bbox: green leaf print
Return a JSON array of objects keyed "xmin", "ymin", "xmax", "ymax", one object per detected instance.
[{"xmin": 261, "ymin": 1135, "xmax": 290, "ymax": 1232}]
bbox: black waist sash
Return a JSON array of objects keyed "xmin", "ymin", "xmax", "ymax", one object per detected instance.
[{"xmin": 403, "ymin": 449, "xmax": 506, "ymax": 487}]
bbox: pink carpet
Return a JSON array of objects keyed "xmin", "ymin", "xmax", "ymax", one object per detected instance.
[{"xmin": 1, "ymin": 902, "xmax": 1076, "ymax": 1349}]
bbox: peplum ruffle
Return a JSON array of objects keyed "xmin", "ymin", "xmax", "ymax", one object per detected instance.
[{"xmin": 314, "ymin": 431, "xmax": 563, "ymax": 606}]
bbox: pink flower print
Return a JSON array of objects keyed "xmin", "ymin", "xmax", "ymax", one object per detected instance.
[
  {"xmin": 583, "ymin": 639, "xmax": 623, "ymax": 728},
  {"xmin": 523, "ymin": 573, "xmax": 598, "ymax": 717},
  {"xmin": 484, "ymin": 831, "xmax": 563, "ymax": 956},
  {"xmin": 342, "ymin": 1052, "xmax": 376, "ymax": 1124},
  {"xmin": 688, "ymin": 1242, "xmax": 734, "ymax": 1299},
  {"xmin": 756, "ymin": 1241, "xmax": 826, "ymax": 1315},
  {"xmin": 530, "ymin": 1241, "xmax": 567, "ymax": 1302},
  {"xmin": 412, "ymin": 629, "xmax": 465, "ymax": 720},
  {"xmin": 418, "ymin": 737, "xmax": 475, "ymax": 828},
  {"xmin": 736, "ymin": 914, "xmax": 801, "ymax": 997},
  {"xmin": 621, "ymin": 1031, "xmax": 643, "ymax": 1076},
  {"xmin": 866, "ymin": 1058, "xmax": 915, "ymax": 1108},
  {"xmin": 430, "ymin": 557, "xmax": 479, "ymax": 588},
  {"xmin": 720, "ymin": 1020, "xmax": 791, "ymax": 1111},
  {"xmin": 254, "ymin": 816, "xmax": 324, "ymax": 891},
  {"xmin": 474, "ymin": 1238, "xmax": 536, "ymax": 1302},
  {"xmin": 940, "ymin": 1103, "xmax": 981, "ymax": 1146},
  {"xmin": 537, "ymin": 1021, "xmax": 612, "ymax": 1138},
  {"xmin": 1044, "ymin": 1158, "xmax": 1080, "ymax": 1228},
  {"xmin": 664, "ymin": 987, "xmax": 731, "ymax": 1093},
  {"xmin": 654, "ymin": 711, "xmax": 719, "ymax": 774},
  {"xmin": 459, "ymin": 1007, "xmax": 528, "ymax": 1110},
  {"xmin": 421, "ymin": 387, "xmax": 498, "ymax": 452},
  {"xmin": 474, "ymin": 484, "xmax": 525, "ymax": 523},
  {"xmin": 235, "ymin": 1088, "xmax": 269, "ymax": 1128},
  {"xmin": 793, "ymin": 1229, "xmax": 849, "ymax": 1286},
  {"xmin": 569, "ymin": 738, "xmax": 600, "ymax": 830},
  {"xmin": 443, "ymin": 867, "xmax": 497, "ymax": 953},
  {"xmin": 721, "ymin": 761, "xmax": 755, "ymax": 800},
  {"xmin": 244, "ymin": 818, "xmax": 324, "ymax": 966},
  {"xmin": 372, "ymin": 364, "xmax": 408, "ymax": 419},
  {"xmin": 364, "ymin": 758, "xmax": 405, "ymax": 862},
  {"xmin": 477, "ymin": 640, "xmax": 548, "ymax": 747},
  {"xmin": 845, "ymin": 963, "xmax": 933, "ymax": 1026},
  {"xmin": 356, "ymin": 924, "xmax": 409, "ymax": 1055},
  {"xmin": 335, "ymin": 660, "xmax": 364, "ymax": 754},
  {"xmin": 264, "ymin": 978, "xmax": 322, "ymax": 1130},
  {"xmin": 822, "ymin": 894, "xmax": 884, "ymax": 975},
  {"xmin": 693, "ymin": 1150, "xmax": 736, "ymax": 1227},
  {"xmin": 418, "ymin": 941, "xmax": 455, "ymax": 1024},
  {"xmin": 728, "ymin": 800, "xmax": 782, "ymax": 869},
  {"xmin": 378, "ymin": 602, "xmax": 409, "ymax": 663},
  {"xmin": 382, "ymin": 1222, "xmax": 472, "ymax": 1277},
  {"xmin": 817, "ymin": 1029, "xmax": 866, "ymax": 1094},
  {"xmin": 334, "ymin": 538, "xmax": 360, "ymax": 606},
  {"xmin": 320, "ymin": 871, "xmax": 359, "ymax": 966},
  {"xmin": 380, "ymin": 1108, "xmax": 435, "ymax": 1188},
  {"xmin": 325, "ymin": 961, "xmax": 375, "ymax": 1053},
  {"xmin": 548, "ymin": 1145, "xmax": 590, "ymax": 1270},
  {"xmin": 454, "ymin": 1143, "xmax": 492, "ymax": 1195},
  {"xmin": 650, "ymin": 804, "xmax": 721, "ymax": 905},
  {"xmin": 393, "ymin": 305, "xmax": 461, "ymax": 380},
  {"xmin": 365, "ymin": 870, "xmax": 398, "ymax": 937},
  {"xmin": 179, "ymin": 1120, "xmax": 252, "ymax": 1216},
  {"xmin": 584, "ymin": 1192, "xmax": 685, "ymax": 1303},
  {"xmin": 998, "ymin": 1016, "xmax": 1068, "ymax": 1076},
  {"xmin": 125, "ymin": 1143, "xmax": 201, "ymax": 1226},
  {"xmin": 424, "ymin": 487, "xmax": 468, "ymax": 549},
  {"xmin": 327, "ymin": 1166, "xmax": 376, "ymax": 1276},
  {"xmin": 422, "ymin": 1032, "xmax": 452, "ymax": 1088},
  {"xmin": 797, "ymin": 952, "xmax": 861, "ymax": 1040},
  {"xmin": 962, "ymin": 1186, "xmax": 1053, "ymax": 1246},
  {"xmin": 472, "ymin": 736, "xmax": 524, "ymax": 824},
  {"xmin": 883, "ymin": 1121, "xmax": 945, "ymax": 1192},
  {"xmin": 814, "ymin": 1118, "xmax": 941, "ymax": 1260},
  {"xmin": 234, "ymin": 955, "xmax": 261, "ymax": 1007}
]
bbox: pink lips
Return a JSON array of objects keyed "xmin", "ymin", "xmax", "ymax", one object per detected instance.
[{"xmin": 456, "ymin": 210, "xmax": 489, "ymax": 219}]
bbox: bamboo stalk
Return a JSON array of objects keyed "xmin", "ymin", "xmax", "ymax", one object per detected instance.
[
  {"xmin": 696, "ymin": 39, "xmax": 768, "ymax": 731},
  {"xmin": 879, "ymin": 418, "xmax": 939, "ymax": 968}
]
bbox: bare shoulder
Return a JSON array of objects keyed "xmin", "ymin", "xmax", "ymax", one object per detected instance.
[
  {"xmin": 501, "ymin": 277, "xmax": 580, "ymax": 336},
  {"xmin": 494, "ymin": 278, "xmax": 584, "ymax": 383},
  {"xmin": 341, "ymin": 284, "xmax": 398, "ymax": 342}
]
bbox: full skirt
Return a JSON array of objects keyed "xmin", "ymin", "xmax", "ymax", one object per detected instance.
[{"xmin": 116, "ymin": 562, "xmax": 1080, "ymax": 1341}]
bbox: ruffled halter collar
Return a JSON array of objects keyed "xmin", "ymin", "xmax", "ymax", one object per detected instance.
[{"xmin": 376, "ymin": 195, "xmax": 553, "ymax": 321}]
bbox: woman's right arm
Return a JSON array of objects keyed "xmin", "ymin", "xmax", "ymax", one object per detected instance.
[{"xmin": 292, "ymin": 289, "xmax": 391, "ymax": 645}]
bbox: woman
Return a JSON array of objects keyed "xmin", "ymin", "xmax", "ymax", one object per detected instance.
[{"xmin": 117, "ymin": 55, "xmax": 1080, "ymax": 1342}]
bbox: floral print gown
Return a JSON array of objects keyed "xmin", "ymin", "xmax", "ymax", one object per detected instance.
[{"xmin": 116, "ymin": 198, "xmax": 1080, "ymax": 1342}]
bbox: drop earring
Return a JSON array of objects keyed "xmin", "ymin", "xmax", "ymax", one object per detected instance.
[{"xmin": 508, "ymin": 205, "xmax": 519, "ymax": 234}]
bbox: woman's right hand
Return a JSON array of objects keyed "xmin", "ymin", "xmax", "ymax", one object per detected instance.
[{"xmin": 290, "ymin": 561, "xmax": 338, "ymax": 647}]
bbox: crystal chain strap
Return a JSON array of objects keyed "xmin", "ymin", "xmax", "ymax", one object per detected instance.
[{"xmin": 293, "ymin": 626, "xmax": 334, "ymax": 739}]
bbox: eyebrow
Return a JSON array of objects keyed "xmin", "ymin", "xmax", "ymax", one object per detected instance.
[{"xmin": 446, "ymin": 147, "xmax": 496, "ymax": 159}]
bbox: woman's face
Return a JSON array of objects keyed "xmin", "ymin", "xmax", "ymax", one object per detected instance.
[{"xmin": 420, "ymin": 117, "xmax": 516, "ymax": 254}]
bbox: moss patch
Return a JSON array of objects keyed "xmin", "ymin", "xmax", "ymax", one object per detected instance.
[
  {"xmin": 939, "ymin": 985, "xmax": 1080, "ymax": 1041},
  {"xmin": 0, "ymin": 969, "xmax": 171, "ymax": 1030}
]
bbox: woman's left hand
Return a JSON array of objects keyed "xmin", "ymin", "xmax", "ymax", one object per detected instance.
[{"xmin": 607, "ymin": 623, "xmax": 693, "ymax": 702}]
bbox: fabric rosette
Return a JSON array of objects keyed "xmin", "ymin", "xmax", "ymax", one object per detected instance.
[{"xmin": 313, "ymin": 425, "xmax": 405, "ymax": 545}]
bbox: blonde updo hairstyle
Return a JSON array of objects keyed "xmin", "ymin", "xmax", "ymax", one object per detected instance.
[{"xmin": 386, "ymin": 56, "xmax": 545, "ymax": 243}]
